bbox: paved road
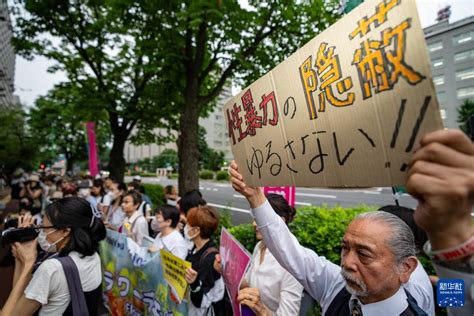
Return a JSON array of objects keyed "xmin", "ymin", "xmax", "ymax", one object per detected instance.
[{"xmin": 128, "ymin": 176, "xmax": 418, "ymax": 226}]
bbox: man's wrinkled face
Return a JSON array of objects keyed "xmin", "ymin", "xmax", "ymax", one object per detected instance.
[{"xmin": 340, "ymin": 219, "xmax": 402, "ymax": 304}]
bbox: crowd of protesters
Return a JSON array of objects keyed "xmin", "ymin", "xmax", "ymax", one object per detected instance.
[{"xmin": 0, "ymin": 128, "xmax": 472, "ymax": 316}]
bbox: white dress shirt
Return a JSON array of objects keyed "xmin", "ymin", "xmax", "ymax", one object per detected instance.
[
  {"xmin": 251, "ymin": 199, "xmax": 434, "ymax": 315},
  {"xmin": 245, "ymin": 241, "xmax": 303, "ymax": 315}
]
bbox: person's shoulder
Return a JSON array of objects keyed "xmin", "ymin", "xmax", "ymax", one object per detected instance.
[{"xmin": 38, "ymin": 256, "xmax": 63, "ymax": 272}]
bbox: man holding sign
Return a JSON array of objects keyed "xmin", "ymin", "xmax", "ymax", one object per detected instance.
[{"xmin": 231, "ymin": 129, "xmax": 474, "ymax": 315}]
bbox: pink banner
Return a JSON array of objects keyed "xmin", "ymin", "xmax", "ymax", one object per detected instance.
[
  {"xmin": 263, "ymin": 186, "xmax": 296, "ymax": 207},
  {"xmin": 220, "ymin": 228, "xmax": 253, "ymax": 316},
  {"xmin": 86, "ymin": 122, "xmax": 99, "ymax": 177}
]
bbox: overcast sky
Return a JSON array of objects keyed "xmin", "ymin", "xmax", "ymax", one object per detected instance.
[{"xmin": 14, "ymin": 0, "xmax": 474, "ymax": 107}]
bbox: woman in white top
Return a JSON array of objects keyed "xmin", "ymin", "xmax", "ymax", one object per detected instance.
[
  {"xmin": 149, "ymin": 204, "xmax": 189, "ymax": 259},
  {"xmin": 238, "ymin": 194, "xmax": 304, "ymax": 316},
  {"xmin": 122, "ymin": 190, "xmax": 149, "ymax": 246},
  {"xmin": 3, "ymin": 197, "xmax": 106, "ymax": 315},
  {"xmin": 105, "ymin": 181, "xmax": 126, "ymax": 229}
]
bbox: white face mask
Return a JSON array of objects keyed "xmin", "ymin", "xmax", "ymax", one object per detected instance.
[
  {"xmin": 38, "ymin": 229, "xmax": 64, "ymax": 253},
  {"xmin": 184, "ymin": 225, "xmax": 198, "ymax": 241},
  {"xmin": 150, "ymin": 218, "xmax": 161, "ymax": 232}
]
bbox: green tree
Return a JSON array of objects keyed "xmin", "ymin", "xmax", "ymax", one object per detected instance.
[
  {"xmin": 12, "ymin": 0, "xmax": 176, "ymax": 181},
  {"xmin": 28, "ymin": 83, "xmax": 110, "ymax": 172},
  {"xmin": 0, "ymin": 106, "xmax": 37, "ymax": 180},
  {"xmin": 457, "ymin": 99, "xmax": 474, "ymax": 137},
  {"xmin": 153, "ymin": 149, "xmax": 179, "ymax": 170},
  {"xmin": 146, "ymin": 0, "xmax": 340, "ymax": 194}
]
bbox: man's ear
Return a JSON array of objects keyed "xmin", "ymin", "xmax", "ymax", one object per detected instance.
[{"xmin": 398, "ymin": 256, "xmax": 418, "ymax": 283}]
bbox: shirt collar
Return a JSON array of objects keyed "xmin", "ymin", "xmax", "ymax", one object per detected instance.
[
  {"xmin": 126, "ymin": 210, "xmax": 140, "ymax": 223},
  {"xmin": 349, "ymin": 286, "xmax": 408, "ymax": 316}
]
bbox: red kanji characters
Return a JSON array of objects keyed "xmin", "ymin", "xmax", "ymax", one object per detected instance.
[{"xmin": 259, "ymin": 91, "xmax": 279, "ymax": 126}]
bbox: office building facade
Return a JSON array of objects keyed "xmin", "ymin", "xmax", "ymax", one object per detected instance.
[{"xmin": 425, "ymin": 15, "xmax": 474, "ymax": 129}]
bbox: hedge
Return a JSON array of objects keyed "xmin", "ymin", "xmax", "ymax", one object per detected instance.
[
  {"xmin": 141, "ymin": 183, "xmax": 165, "ymax": 207},
  {"xmin": 199, "ymin": 169, "xmax": 214, "ymax": 180},
  {"xmin": 216, "ymin": 170, "xmax": 230, "ymax": 181}
]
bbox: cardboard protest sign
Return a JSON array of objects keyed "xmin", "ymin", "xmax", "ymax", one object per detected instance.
[
  {"xmin": 263, "ymin": 186, "xmax": 296, "ymax": 207},
  {"xmin": 100, "ymin": 230, "xmax": 187, "ymax": 315},
  {"xmin": 160, "ymin": 249, "xmax": 192, "ymax": 304},
  {"xmin": 224, "ymin": 0, "xmax": 443, "ymax": 188},
  {"xmin": 220, "ymin": 228, "xmax": 253, "ymax": 316}
]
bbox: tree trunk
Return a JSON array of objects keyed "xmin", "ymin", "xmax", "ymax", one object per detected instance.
[
  {"xmin": 178, "ymin": 90, "xmax": 200, "ymax": 196},
  {"xmin": 65, "ymin": 152, "xmax": 74, "ymax": 173},
  {"xmin": 108, "ymin": 129, "xmax": 128, "ymax": 182}
]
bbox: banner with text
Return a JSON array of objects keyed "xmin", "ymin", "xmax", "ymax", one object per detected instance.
[
  {"xmin": 224, "ymin": 0, "xmax": 443, "ymax": 187},
  {"xmin": 100, "ymin": 230, "xmax": 187, "ymax": 315}
]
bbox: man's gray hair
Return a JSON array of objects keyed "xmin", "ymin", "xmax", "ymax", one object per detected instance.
[{"xmin": 354, "ymin": 211, "xmax": 416, "ymax": 264}]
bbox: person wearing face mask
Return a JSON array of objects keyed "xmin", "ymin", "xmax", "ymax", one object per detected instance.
[
  {"xmin": 231, "ymin": 194, "xmax": 304, "ymax": 316},
  {"xmin": 121, "ymin": 190, "xmax": 149, "ymax": 246},
  {"xmin": 105, "ymin": 181, "xmax": 126, "ymax": 230},
  {"xmin": 3, "ymin": 197, "xmax": 106, "ymax": 315},
  {"xmin": 184, "ymin": 205, "xmax": 225, "ymax": 316},
  {"xmin": 149, "ymin": 205, "xmax": 188, "ymax": 259}
]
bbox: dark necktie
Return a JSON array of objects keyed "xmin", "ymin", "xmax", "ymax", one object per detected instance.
[{"xmin": 351, "ymin": 299, "xmax": 363, "ymax": 316}]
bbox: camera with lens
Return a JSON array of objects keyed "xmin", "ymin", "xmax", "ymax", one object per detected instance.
[{"xmin": 1, "ymin": 218, "xmax": 38, "ymax": 247}]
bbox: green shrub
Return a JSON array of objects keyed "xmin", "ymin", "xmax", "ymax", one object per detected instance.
[
  {"xmin": 141, "ymin": 183, "xmax": 165, "ymax": 207},
  {"xmin": 139, "ymin": 172, "xmax": 156, "ymax": 177},
  {"xmin": 167, "ymin": 173, "xmax": 179, "ymax": 179},
  {"xmin": 211, "ymin": 207, "xmax": 232, "ymax": 247},
  {"xmin": 216, "ymin": 170, "xmax": 230, "ymax": 181},
  {"xmin": 228, "ymin": 224, "xmax": 256, "ymax": 253},
  {"xmin": 199, "ymin": 169, "xmax": 214, "ymax": 180},
  {"xmin": 289, "ymin": 205, "xmax": 373, "ymax": 264}
]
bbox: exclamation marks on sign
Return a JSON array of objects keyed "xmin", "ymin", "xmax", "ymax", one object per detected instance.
[{"xmin": 390, "ymin": 96, "xmax": 431, "ymax": 172}]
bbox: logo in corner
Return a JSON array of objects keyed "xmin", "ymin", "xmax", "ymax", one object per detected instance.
[{"xmin": 437, "ymin": 279, "xmax": 465, "ymax": 308}]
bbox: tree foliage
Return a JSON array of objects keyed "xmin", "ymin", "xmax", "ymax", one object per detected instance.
[
  {"xmin": 0, "ymin": 106, "xmax": 37, "ymax": 180},
  {"xmin": 144, "ymin": 0, "xmax": 340, "ymax": 194},
  {"xmin": 28, "ymin": 83, "xmax": 110, "ymax": 171},
  {"xmin": 12, "ymin": 0, "xmax": 177, "ymax": 180},
  {"xmin": 457, "ymin": 99, "xmax": 474, "ymax": 138}
]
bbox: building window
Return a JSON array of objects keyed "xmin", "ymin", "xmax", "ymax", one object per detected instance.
[
  {"xmin": 455, "ymin": 68, "xmax": 474, "ymax": 81},
  {"xmin": 428, "ymin": 41, "xmax": 443, "ymax": 52},
  {"xmin": 440, "ymin": 109, "xmax": 447, "ymax": 120},
  {"xmin": 433, "ymin": 75, "xmax": 444, "ymax": 86},
  {"xmin": 437, "ymin": 91, "xmax": 447, "ymax": 104},
  {"xmin": 453, "ymin": 31, "xmax": 474, "ymax": 46},
  {"xmin": 431, "ymin": 57, "xmax": 443, "ymax": 69},
  {"xmin": 457, "ymin": 87, "xmax": 474, "ymax": 99},
  {"xmin": 454, "ymin": 49, "xmax": 474, "ymax": 63}
]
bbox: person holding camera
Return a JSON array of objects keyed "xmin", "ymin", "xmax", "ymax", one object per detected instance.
[{"xmin": 2, "ymin": 197, "xmax": 106, "ymax": 315}]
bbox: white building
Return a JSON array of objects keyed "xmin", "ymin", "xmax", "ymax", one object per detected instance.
[{"xmin": 199, "ymin": 84, "xmax": 233, "ymax": 161}]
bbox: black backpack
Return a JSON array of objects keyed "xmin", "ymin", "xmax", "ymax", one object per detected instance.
[{"xmin": 200, "ymin": 247, "xmax": 233, "ymax": 316}]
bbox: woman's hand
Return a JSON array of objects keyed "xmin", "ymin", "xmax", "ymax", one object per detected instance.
[
  {"xmin": 185, "ymin": 268, "xmax": 198, "ymax": 284},
  {"xmin": 12, "ymin": 240, "xmax": 38, "ymax": 267},
  {"xmin": 18, "ymin": 214, "xmax": 35, "ymax": 228},
  {"xmin": 213, "ymin": 254, "xmax": 222, "ymax": 274},
  {"xmin": 230, "ymin": 161, "xmax": 265, "ymax": 208},
  {"xmin": 238, "ymin": 287, "xmax": 269, "ymax": 316},
  {"xmin": 148, "ymin": 245, "xmax": 158, "ymax": 253}
]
